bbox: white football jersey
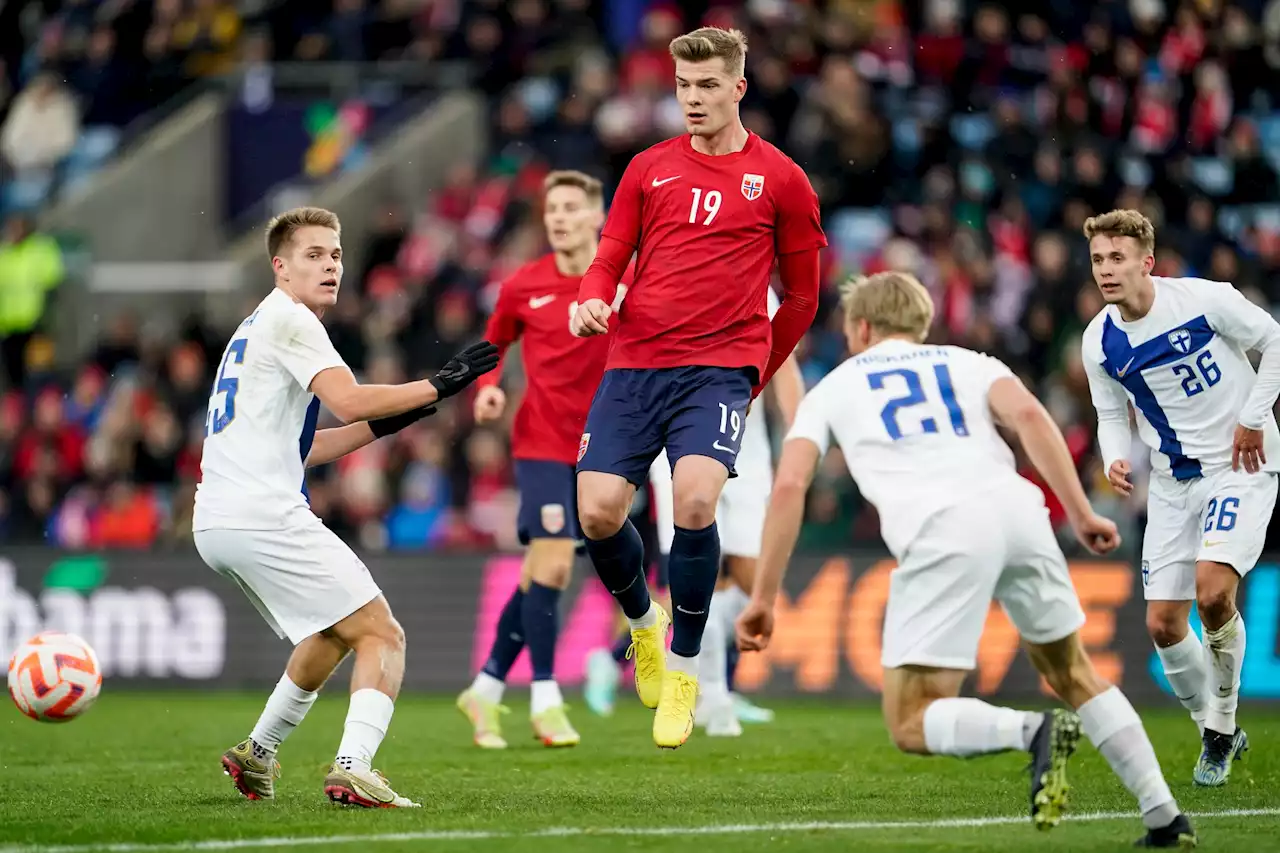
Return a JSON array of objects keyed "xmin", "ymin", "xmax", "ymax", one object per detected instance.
[
  {"xmin": 787, "ymin": 339, "xmax": 1040, "ymax": 558},
  {"xmin": 193, "ymin": 288, "xmax": 348, "ymax": 531},
  {"xmin": 1081, "ymin": 276, "xmax": 1280, "ymax": 482}
]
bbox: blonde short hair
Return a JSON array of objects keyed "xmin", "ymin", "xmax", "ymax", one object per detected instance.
[
  {"xmin": 669, "ymin": 27, "xmax": 748, "ymax": 78},
  {"xmin": 1082, "ymin": 209, "xmax": 1155, "ymax": 255},
  {"xmin": 266, "ymin": 207, "xmax": 341, "ymax": 260},
  {"xmin": 543, "ymin": 170, "xmax": 603, "ymax": 206},
  {"xmin": 840, "ymin": 271, "xmax": 935, "ymax": 342}
]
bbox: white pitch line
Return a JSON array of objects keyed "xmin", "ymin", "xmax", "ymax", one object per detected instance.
[{"xmin": 5, "ymin": 808, "xmax": 1278, "ymax": 853}]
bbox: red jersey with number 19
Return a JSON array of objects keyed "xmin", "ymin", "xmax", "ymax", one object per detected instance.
[
  {"xmin": 479, "ymin": 253, "xmax": 624, "ymax": 464},
  {"xmin": 579, "ymin": 133, "xmax": 826, "ymax": 383}
]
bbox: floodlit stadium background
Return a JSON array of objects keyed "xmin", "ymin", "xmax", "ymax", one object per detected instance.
[{"xmin": 2, "ymin": 0, "xmax": 1280, "ymax": 702}]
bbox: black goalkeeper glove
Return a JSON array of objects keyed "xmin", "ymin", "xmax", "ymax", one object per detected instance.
[
  {"xmin": 429, "ymin": 340, "xmax": 500, "ymax": 399},
  {"xmin": 369, "ymin": 405, "xmax": 436, "ymax": 439}
]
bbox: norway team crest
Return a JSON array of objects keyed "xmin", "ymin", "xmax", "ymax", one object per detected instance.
[
  {"xmin": 741, "ymin": 173, "xmax": 764, "ymax": 201},
  {"xmin": 541, "ymin": 503, "xmax": 566, "ymax": 535},
  {"xmin": 1168, "ymin": 329, "xmax": 1192, "ymax": 353},
  {"xmin": 578, "ymin": 432, "xmax": 591, "ymax": 462}
]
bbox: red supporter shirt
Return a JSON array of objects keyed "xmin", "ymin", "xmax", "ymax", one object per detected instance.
[
  {"xmin": 479, "ymin": 254, "xmax": 618, "ymax": 464},
  {"xmin": 580, "ymin": 133, "xmax": 827, "ymax": 384}
]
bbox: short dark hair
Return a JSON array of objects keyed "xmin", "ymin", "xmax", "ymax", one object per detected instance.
[{"xmin": 265, "ymin": 207, "xmax": 341, "ymax": 260}]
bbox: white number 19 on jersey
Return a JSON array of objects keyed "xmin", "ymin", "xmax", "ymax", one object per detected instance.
[{"xmin": 688, "ymin": 188, "xmax": 721, "ymax": 225}]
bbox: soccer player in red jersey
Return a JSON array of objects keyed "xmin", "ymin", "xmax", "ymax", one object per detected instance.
[
  {"xmin": 570, "ymin": 27, "xmax": 827, "ymax": 749},
  {"xmin": 458, "ymin": 170, "xmax": 626, "ymax": 751}
]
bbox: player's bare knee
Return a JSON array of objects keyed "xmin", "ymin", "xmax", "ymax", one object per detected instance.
[
  {"xmin": 1196, "ymin": 586, "xmax": 1235, "ymax": 631},
  {"xmin": 579, "ymin": 502, "xmax": 625, "ymax": 540},
  {"xmin": 1145, "ymin": 609, "xmax": 1190, "ymax": 648},
  {"xmin": 527, "ymin": 539, "xmax": 576, "ymax": 590},
  {"xmin": 672, "ymin": 491, "xmax": 717, "ymax": 529},
  {"xmin": 529, "ymin": 555, "xmax": 573, "ymax": 590}
]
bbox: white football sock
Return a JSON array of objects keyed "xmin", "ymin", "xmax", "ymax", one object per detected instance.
[
  {"xmin": 1203, "ymin": 612, "xmax": 1245, "ymax": 736},
  {"xmin": 628, "ymin": 601, "xmax": 659, "ymax": 631},
  {"xmin": 700, "ymin": 593, "xmax": 730, "ymax": 699},
  {"xmin": 666, "ymin": 650, "xmax": 699, "ymax": 677},
  {"xmin": 470, "ymin": 671, "xmax": 505, "ymax": 705},
  {"xmin": 1078, "ymin": 686, "xmax": 1179, "ymax": 829},
  {"xmin": 249, "ymin": 673, "xmax": 318, "ymax": 755},
  {"xmin": 530, "ymin": 680, "xmax": 563, "ymax": 715},
  {"xmin": 922, "ymin": 697, "xmax": 1040, "ymax": 756},
  {"xmin": 1154, "ymin": 630, "xmax": 1208, "ymax": 732},
  {"xmin": 335, "ymin": 688, "xmax": 395, "ymax": 773}
]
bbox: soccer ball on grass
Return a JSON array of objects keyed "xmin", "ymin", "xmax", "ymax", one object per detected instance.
[{"xmin": 7, "ymin": 631, "xmax": 103, "ymax": 722}]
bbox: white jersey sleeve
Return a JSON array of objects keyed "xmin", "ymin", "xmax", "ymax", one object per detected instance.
[
  {"xmin": 275, "ymin": 307, "xmax": 349, "ymax": 391},
  {"xmin": 785, "ymin": 383, "xmax": 832, "ymax": 454},
  {"xmin": 1081, "ymin": 319, "xmax": 1134, "ymax": 473},
  {"xmin": 1204, "ymin": 280, "xmax": 1280, "ymax": 429}
]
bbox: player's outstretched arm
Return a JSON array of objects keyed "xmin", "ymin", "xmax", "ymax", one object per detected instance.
[
  {"xmin": 305, "ymin": 407, "xmax": 437, "ymax": 468},
  {"xmin": 988, "ymin": 376, "xmax": 1121, "ymax": 555},
  {"xmin": 310, "ymin": 341, "xmax": 499, "ymax": 423},
  {"xmin": 736, "ymin": 436, "xmax": 820, "ymax": 652}
]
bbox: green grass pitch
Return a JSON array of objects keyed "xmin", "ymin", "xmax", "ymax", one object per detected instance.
[{"xmin": 1, "ymin": 693, "xmax": 1278, "ymax": 852}]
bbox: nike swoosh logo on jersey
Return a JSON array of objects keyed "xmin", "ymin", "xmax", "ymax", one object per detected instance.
[
  {"xmin": 1116, "ymin": 356, "xmax": 1136, "ymax": 377},
  {"xmin": 1203, "ymin": 539, "xmax": 1227, "ymax": 547},
  {"xmin": 712, "ymin": 440, "xmax": 736, "ymax": 454},
  {"xmin": 529, "ymin": 295, "xmax": 556, "ymax": 309},
  {"xmin": 651, "ymin": 176, "xmax": 680, "ymax": 187}
]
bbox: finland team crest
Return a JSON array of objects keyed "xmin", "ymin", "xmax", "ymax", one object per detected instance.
[
  {"xmin": 741, "ymin": 173, "xmax": 764, "ymax": 201},
  {"xmin": 1168, "ymin": 328, "xmax": 1192, "ymax": 354}
]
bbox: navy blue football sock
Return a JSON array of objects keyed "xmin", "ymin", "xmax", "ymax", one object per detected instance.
[
  {"xmin": 480, "ymin": 587, "xmax": 526, "ymax": 680},
  {"xmin": 585, "ymin": 519, "xmax": 652, "ymax": 620},
  {"xmin": 521, "ymin": 581, "xmax": 561, "ymax": 682},
  {"xmin": 611, "ymin": 632, "xmax": 632, "ymax": 663},
  {"xmin": 726, "ymin": 641, "xmax": 740, "ymax": 692},
  {"xmin": 668, "ymin": 522, "xmax": 720, "ymax": 657}
]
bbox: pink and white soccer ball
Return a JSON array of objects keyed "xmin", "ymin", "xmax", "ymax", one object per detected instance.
[{"xmin": 7, "ymin": 631, "xmax": 103, "ymax": 722}]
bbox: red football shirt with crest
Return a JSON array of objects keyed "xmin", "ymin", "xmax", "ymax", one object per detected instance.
[
  {"xmin": 579, "ymin": 133, "xmax": 826, "ymax": 383},
  {"xmin": 479, "ymin": 253, "xmax": 620, "ymax": 464}
]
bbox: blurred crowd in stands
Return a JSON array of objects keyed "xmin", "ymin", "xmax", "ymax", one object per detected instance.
[{"xmin": 6, "ymin": 0, "xmax": 1280, "ymax": 553}]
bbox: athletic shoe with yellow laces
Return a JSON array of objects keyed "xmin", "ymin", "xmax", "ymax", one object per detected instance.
[
  {"xmin": 456, "ymin": 688, "xmax": 509, "ymax": 749},
  {"xmin": 627, "ymin": 605, "xmax": 671, "ymax": 709},
  {"xmin": 653, "ymin": 670, "xmax": 699, "ymax": 749}
]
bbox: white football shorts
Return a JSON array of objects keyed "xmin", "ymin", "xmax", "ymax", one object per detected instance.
[
  {"xmin": 881, "ymin": 486, "xmax": 1086, "ymax": 670},
  {"xmin": 1141, "ymin": 467, "xmax": 1278, "ymax": 601},
  {"xmin": 194, "ymin": 509, "xmax": 383, "ymax": 645},
  {"xmin": 647, "ymin": 447, "xmax": 771, "ymax": 560}
]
